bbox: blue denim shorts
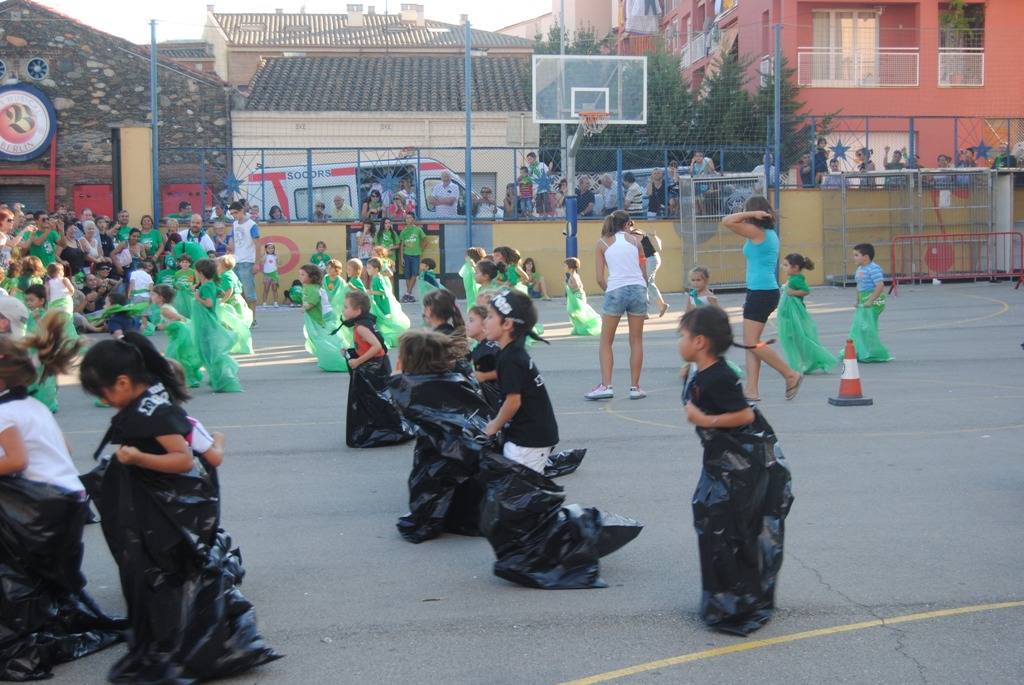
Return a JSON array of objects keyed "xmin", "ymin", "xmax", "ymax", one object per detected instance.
[
  {"xmin": 233, "ymin": 262, "xmax": 256, "ymax": 302},
  {"xmin": 602, "ymin": 284, "xmax": 648, "ymax": 317},
  {"xmin": 403, "ymin": 254, "xmax": 420, "ymax": 277}
]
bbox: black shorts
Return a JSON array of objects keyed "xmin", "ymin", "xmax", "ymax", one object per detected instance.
[{"xmin": 743, "ymin": 289, "xmax": 780, "ymax": 323}]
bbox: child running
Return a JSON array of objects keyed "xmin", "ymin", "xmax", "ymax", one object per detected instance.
[
  {"xmin": 460, "ymin": 247, "xmax": 486, "ymax": 304},
  {"xmin": 216, "ymin": 255, "xmax": 254, "ymax": 355},
  {"xmin": 172, "ymin": 253, "xmax": 196, "ymax": 318},
  {"xmin": 341, "ymin": 290, "xmax": 412, "ymax": 447},
  {"xmin": 192, "ymin": 258, "xmax": 243, "ymax": 392},
  {"xmin": 0, "ymin": 312, "xmax": 123, "ymax": 681},
  {"xmin": 466, "ymin": 303, "xmax": 501, "ymax": 412},
  {"xmin": 260, "ymin": 242, "xmax": 280, "ymax": 307},
  {"xmin": 564, "ymin": 257, "xmax": 601, "ymax": 336},
  {"xmin": 299, "ymin": 263, "xmax": 346, "ymax": 372},
  {"xmin": 78, "ymin": 333, "xmax": 279, "ymax": 682},
  {"xmin": 45, "ymin": 262, "xmax": 78, "ymax": 341},
  {"xmin": 324, "ymin": 258, "xmax": 348, "ymax": 312},
  {"xmin": 483, "ymin": 289, "xmax": 557, "ymax": 473},
  {"xmin": 345, "ymin": 258, "xmax": 367, "ymax": 293},
  {"xmin": 777, "ymin": 253, "xmax": 838, "ymax": 373},
  {"xmin": 850, "ymin": 243, "xmax": 892, "ymax": 362},
  {"xmin": 153, "ymin": 284, "xmax": 203, "ymax": 387},
  {"xmin": 366, "ymin": 256, "xmax": 410, "ymax": 348},
  {"xmin": 679, "ymin": 306, "xmax": 793, "ymax": 635},
  {"xmin": 473, "ymin": 259, "xmax": 501, "ymax": 304}
]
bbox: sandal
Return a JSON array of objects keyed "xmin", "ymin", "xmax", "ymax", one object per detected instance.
[
  {"xmin": 744, "ymin": 395, "xmax": 761, "ymax": 403},
  {"xmin": 785, "ymin": 374, "xmax": 804, "ymax": 401},
  {"xmin": 659, "ymin": 301, "xmax": 669, "ymax": 318}
]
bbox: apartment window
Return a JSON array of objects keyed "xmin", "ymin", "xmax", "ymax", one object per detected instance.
[{"xmin": 811, "ymin": 10, "xmax": 878, "ymax": 84}]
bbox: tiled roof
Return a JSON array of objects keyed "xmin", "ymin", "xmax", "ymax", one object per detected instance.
[
  {"xmin": 245, "ymin": 55, "xmax": 530, "ymax": 112},
  {"xmin": 156, "ymin": 41, "xmax": 214, "ymax": 60},
  {"xmin": 212, "ymin": 12, "xmax": 533, "ymax": 50}
]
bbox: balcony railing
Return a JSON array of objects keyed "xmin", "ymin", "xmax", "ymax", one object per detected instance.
[
  {"xmin": 938, "ymin": 48, "xmax": 984, "ymax": 87},
  {"xmin": 683, "ymin": 30, "xmax": 720, "ymax": 69},
  {"xmin": 797, "ymin": 47, "xmax": 920, "ymax": 87}
]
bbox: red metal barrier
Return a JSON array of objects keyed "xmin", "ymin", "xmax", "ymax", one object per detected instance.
[{"xmin": 889, "ymin": 232, "xmax": 1024, "ymax": 295}]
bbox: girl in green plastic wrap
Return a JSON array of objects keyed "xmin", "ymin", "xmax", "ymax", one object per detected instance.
[
  {"xmin": 324, "ymin": 259, "xmax": 347, "ymax": 311},
  {"xmin": 298, "ymin": 263, "xmax": 347, "ymax": 372},
  {"xmin": 215, "ymin": 255, "xmax": 253, "ymax": 356},
  {"xmin": 460, "ymin": 247, "xmax": 486, "ymax": 304},
  {"xmin": 45, "ymin": 262, "xmax": 78, "ymax": 342},
  {"xmin": 563, "ymin": 257, "xmax": 600, "ymax": 336},
  {"xmin": 191, "ymin": 258, "xmax": 243, "ymax": 392},
  {"xmin": 492, "ymin": 246, "xmax": 528, "ymax": 292},
  {"xmin": 172, "ymin": 253, "xmax": 195, "ymax": 319},
  {"xmin": 366, "ymin": 257, "xmax": 410, "ymax": 348},
  {"xmin": 151, "ymin": 285, "xmax": 203, "ymax": 388},
  {"xmin": 850, "ymin": 243, "xmax": 892, "ymax": 362},
  {"xmin": 473, "ymin": 258, "xmax": 501, "ymax": 305},
  {"xmin": 776, "ymin": 254, "xmax": 838, "ymax": 374}
]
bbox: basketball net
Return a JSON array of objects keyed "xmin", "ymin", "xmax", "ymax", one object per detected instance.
[{"xmin": 579, "ymin": 112, "xmax": 610, "ymax": 137}]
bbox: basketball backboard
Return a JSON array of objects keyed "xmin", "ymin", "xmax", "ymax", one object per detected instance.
[{"xmin": 532, "ymin": 55, "xmax": 648, "ymax": 125}]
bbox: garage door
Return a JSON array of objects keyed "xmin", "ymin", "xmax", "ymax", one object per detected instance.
[{"xmin": 0, "ymin": 184, "xmax": 48, "ymax": 212}]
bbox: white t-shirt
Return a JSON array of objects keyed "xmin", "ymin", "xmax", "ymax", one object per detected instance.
[
  {"xmin": 232, "ymin": 219, "xmax": 260, "ymax": 264},
  {"xmin": 130, "ymin": 270, "xmax": 153, "ymax": 296},
  {"xmin": 430, "ymin": 182, "xmax": 459, "ymax": 218},
  {"xmin": 0, "ymin": 394, "xmax": 84, "ymax": 493},
  {"xmin": 262, "ymin": 253, "xmax": 278, "ymax": 273},
  {"xmin": 179, "ymin": 230, "xmax": 215, "ymax": 254}
]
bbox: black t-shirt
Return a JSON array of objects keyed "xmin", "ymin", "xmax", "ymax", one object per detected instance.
[
  {"xmin": 578, "ymin": 189, "xmax": 596, "ymax": 216},
  {"xmin": 496, "ymin": 343, "xmax": 558, "ymax": 447},
  {"xmin": 647, "ymin": 183, "xmax": 665, "ymax": 215},
  {"xmin": 685, "ymin": 359, "xmax": 748, "ymax": 417},
  {"xmin": 99, "ymin": 233, "xmax": 116, "ymax": 257},
  {"xmin": 60, "ymin": 245, "xmax": 86, "ymax": 275},
  {"xmin": 471, "ymin": 340, "xmax": 499, "ymax": 373},
  {"xmin": 110, "ymin": 383, "xmax": 191, "ymax": 455}
]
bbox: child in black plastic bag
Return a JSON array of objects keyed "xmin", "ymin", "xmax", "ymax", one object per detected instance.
[
  {"xmin": 0, "ymin": 312, "xmax": 124, "ymax": 681},
  {"xmin": 482, "ymin": 289, "xmax": 557, "ymax": 473},
  {"xmin": 680, "ymin": 306, "xmax": 793, "ymax": 636},
  {"xmin": 341, "ymin": 290, "xmax": 413, "ymax": 448},
  {"xmin": 79, "ymin": 333, "xmax": 280, "ymax": 684},
  {"xmin": 390, "ymin": 329, "xmax": 491, "ymax": 542}
]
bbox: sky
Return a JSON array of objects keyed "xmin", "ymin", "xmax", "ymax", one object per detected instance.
[{"xmin": 33, "ymin": 0, "xmax": 554, "ymax": 44}]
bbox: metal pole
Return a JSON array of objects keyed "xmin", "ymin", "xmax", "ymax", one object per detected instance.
[
  {"xmin": 773, "ymin": 23, "xmax": 781, "ymax": 212},
  {"xmin": 150, "ymin": 20, "xmax": 160, "ymax": 221},
  {"xmin": 465, "ymin": 19, "xmax": 473, "ymax": 245},
  {"xmin": 560, "ymin": 0, "xmax": 566, "ymax": 185}
]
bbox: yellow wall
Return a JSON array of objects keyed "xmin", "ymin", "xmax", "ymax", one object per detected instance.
[{"xmin": 118, "ymin": 126, "xmax": 154, "ymax": 222}]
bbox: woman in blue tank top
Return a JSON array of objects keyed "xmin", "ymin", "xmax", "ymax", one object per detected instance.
[{"xmin": 721, "ymin": 196, "xmax": 803, "ymax": 402}]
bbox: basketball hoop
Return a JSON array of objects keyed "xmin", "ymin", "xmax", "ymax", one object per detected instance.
[{"xmin": 578, "ymin": 111, "xmax": 610, "ymax": 137}]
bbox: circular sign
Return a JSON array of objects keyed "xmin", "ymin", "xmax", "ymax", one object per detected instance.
[{"xmin": 0, "ymin": 84, "xmax": 56, "ymax": 161}]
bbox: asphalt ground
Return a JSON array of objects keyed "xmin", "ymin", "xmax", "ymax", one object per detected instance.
[{"xmin": 49, "ymin": 280, "xmax": 1024, "ymax": 684}]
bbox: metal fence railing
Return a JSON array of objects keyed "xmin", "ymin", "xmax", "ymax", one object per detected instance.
[
  {"xmin": 821, "ymin": 168, "xmax": 994, "ymax": 285},
  {"xmin": 157, "ymin": 145, "xmax": 771, "ymax": 224}
]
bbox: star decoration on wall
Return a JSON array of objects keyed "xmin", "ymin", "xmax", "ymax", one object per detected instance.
[
  {"xmin": 219, "ymin": 172, "xmax": 244, "ymax": 198},
  {"xmin": 830, "ymin": 140, "xmax": 851, "ymax": 161},
  {"xmin": 970, "ymin": 141, "xmax": 993, "ymax": 160}
]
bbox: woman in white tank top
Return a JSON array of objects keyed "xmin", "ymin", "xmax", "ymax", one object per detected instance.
[{"xmin": 584, "ymin": 210, "xmax": 649, "ymax": 401}]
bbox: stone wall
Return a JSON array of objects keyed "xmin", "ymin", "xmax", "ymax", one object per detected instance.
[{"xmin": 0, "ymin": 0, "xmax": 231, "ymax": 205}]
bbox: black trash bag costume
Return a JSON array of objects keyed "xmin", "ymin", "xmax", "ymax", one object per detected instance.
[
  {"xmin": 543, "ymin": 448, "xmax": 587, "ymax": 479},
  {"xmin": 82, "ymin": 384, "xmax": 280, "ymax": 685},
  {"xmin": 478, "ymin": 452, "xmax": 643, "ymax": 589},
  {"xmin": 388, "ymin": 372, "xmax": 493, "ymax": 542},
  {"xmin": 343, "ymin": 314, "xmax": 414, "ymax": 448},
  {"xmin": 691, "ymin": 408, "xmax": 794, "ymax": 636},
  {"xmin": 0, "ymin": 476, "xmax": 125, "ymax": 682}
]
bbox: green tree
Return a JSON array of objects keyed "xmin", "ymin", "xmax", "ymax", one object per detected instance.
[{"xmin": 752, "ymin": 55, "xmax": 811, "ymax": 169}]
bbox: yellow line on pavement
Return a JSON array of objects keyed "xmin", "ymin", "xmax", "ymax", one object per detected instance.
[{"xmin": 559, "ymin": 601, "xmax": 1024, "ymax": 685}]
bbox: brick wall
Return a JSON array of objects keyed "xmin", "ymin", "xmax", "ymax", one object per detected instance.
[{"xmin": 0, "ymin": 0, "xmax": 231, "ymax": 205}]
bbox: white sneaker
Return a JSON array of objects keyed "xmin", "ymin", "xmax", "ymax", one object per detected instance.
[
  {"xmin": 629, "ymin": 386, "xmax": 647, "ymax": 400},
  {"xmin": 273, "ymin": 301, "xmax": 279, "ymax": 308},
  {"xmin": 584, "ymin": 383, "xmax": 613, "ymax": 400}
]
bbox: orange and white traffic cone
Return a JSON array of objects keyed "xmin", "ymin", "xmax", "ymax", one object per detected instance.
[{"xmin": 828, "ymin": 338, "xmax": 873, "ymax": 406}]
